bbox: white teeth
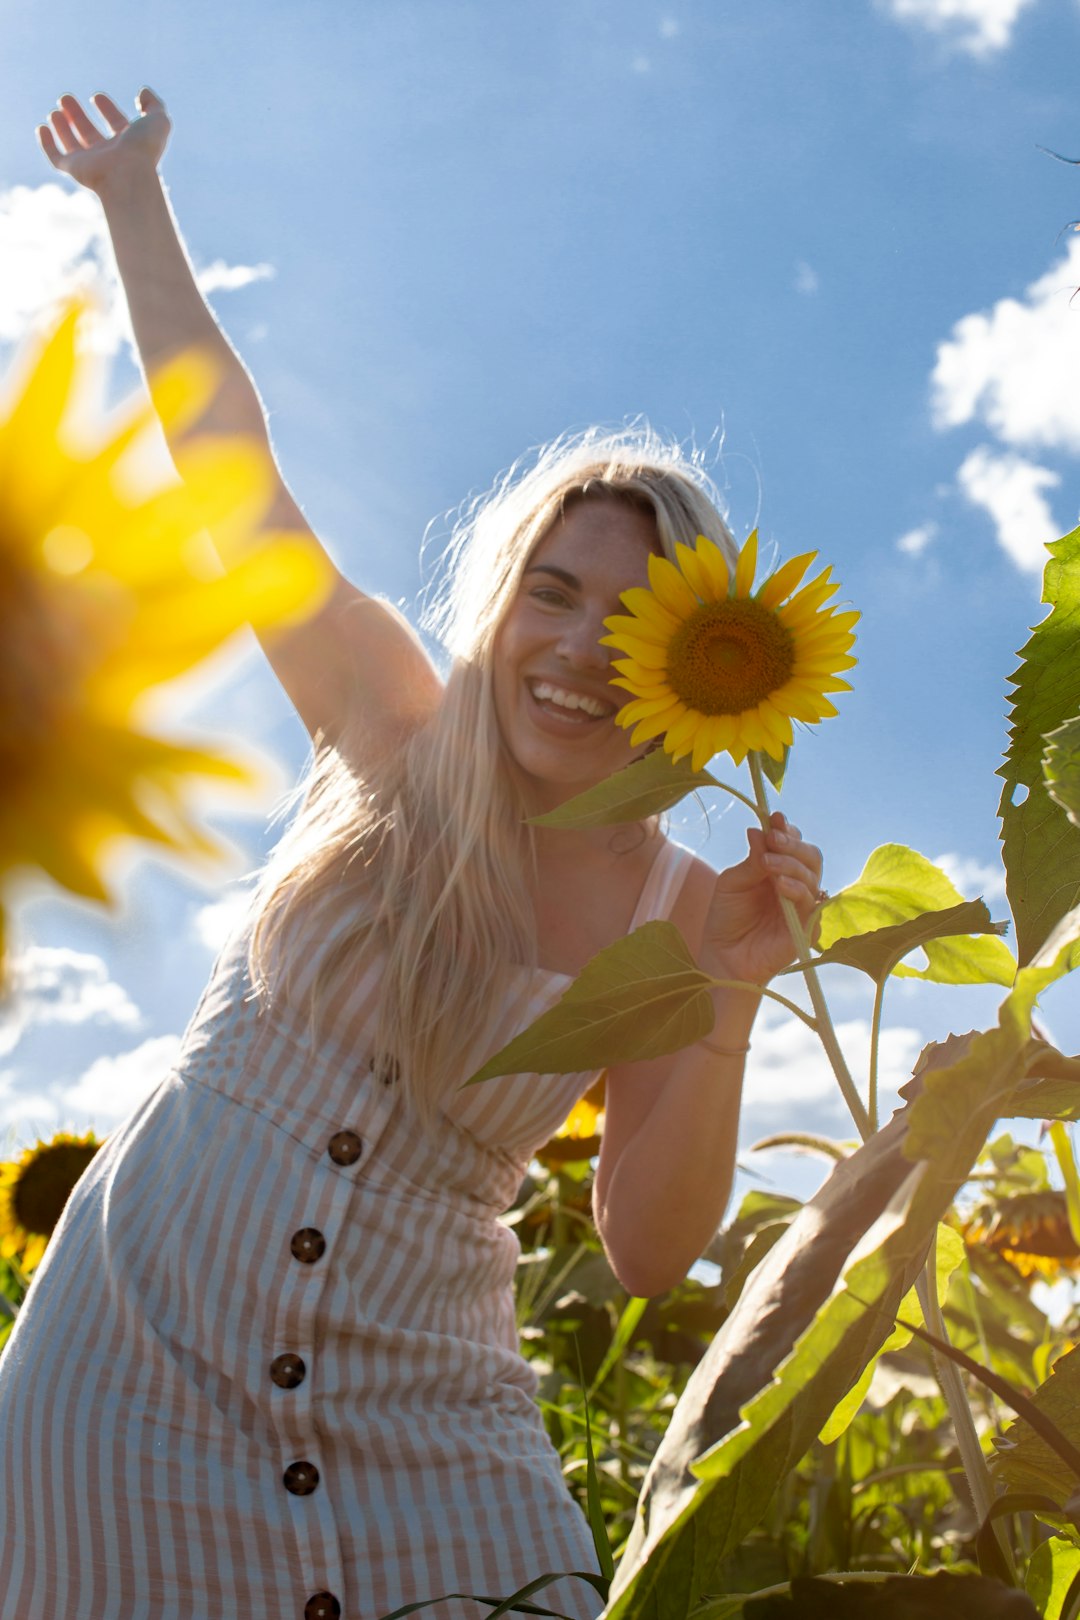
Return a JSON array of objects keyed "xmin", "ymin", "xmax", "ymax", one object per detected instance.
[{"xmin": 530, "ymin": 680, "xmax": 612, "ymax": 718}]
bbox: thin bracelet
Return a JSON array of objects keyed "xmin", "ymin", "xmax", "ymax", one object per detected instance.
[{"xmin": 698, "ymin": 1035, "xmax": 751, "ymax": 1058}]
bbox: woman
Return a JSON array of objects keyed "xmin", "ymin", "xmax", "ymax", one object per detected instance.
[{"xmin": 0, "ymin": 89, "xmax": 824, "ymax": 1620}]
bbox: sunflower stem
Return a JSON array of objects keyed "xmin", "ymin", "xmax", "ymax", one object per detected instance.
[
  {"xmin": 747, "ymin": 752, "xmax": 873, "ymax": 1142},
  {"xmin": 868, "ymin": 977, "xmax": 886, "ymax": 1134},
  {"xmin": 707, "ymin": 977, "xmax": 820, "ymax": 1033},
  {"xmin": 915, "ymin": 1230, "xmax": 1011, "ymax": 1577}
]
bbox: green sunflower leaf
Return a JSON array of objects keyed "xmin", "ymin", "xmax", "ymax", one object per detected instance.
[
  {"xmin": 1044, "ymin": 713, "xmax": 1080, "ymax": 829},
  {"xmin": 796, "ymin": 898, "xmax": 1009, "ymax": 985},
  {"xmin": 815, "ymin": 844, "xmax": 1016, "ymax": 986},
  {"xmin": 464, "ymin": 920, "xmax": 715, "ymax": 1083},
  {"xmin": 998, "ymin": 525, "xmax": 1080, "ymax": 964},
  {"xmin": 604, "ymin": 1002, "xmax": 1036, "ymax": 1620},
  {"xmin": 527, "ymin": 750, "xmax": 719, "ymax": 829}
]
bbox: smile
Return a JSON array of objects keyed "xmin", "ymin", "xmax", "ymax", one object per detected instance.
[{"xmin": 526, "ymin": 679, "xmax": 616, "ymax": 724}]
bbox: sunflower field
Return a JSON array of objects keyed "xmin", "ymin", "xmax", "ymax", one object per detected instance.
[{"xmin": 5, "ymin": 304, "xmax": 1080, "ymax": 1620}]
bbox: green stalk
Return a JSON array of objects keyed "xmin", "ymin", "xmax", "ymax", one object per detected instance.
[
  {"xmin": 748, "ymin": 752, "xmax": 872, "ymax": 1141},
  {"xmin": 915, "ymin": 1229, "xmax": 1012, "ymax": 1579},
  {"xmin": 867, "ymin": 977, "xmax": 886, "ymax": 1134}
]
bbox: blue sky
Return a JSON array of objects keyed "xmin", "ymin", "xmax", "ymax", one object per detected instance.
[{"xmin": 3, "ymin": 0, "xmax": 1080, "ymax": 1210}]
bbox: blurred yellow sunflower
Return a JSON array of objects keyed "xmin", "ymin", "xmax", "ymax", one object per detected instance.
[
  {"xmin": 601, "ymin": 530, "xmax": 858, "ymax": 772},
  {"xmin": 535, "ymin": 1076, "xmax": 605, "ymax": 1168},
  {"xmin": 0, "ymin": 304, "xmax": 332, "ymax": 962},
  {"xmin": 962, "ymin": 1191, "xmax": 1080, "ymax": 1281},
  {"xmin": 0, "ymin": 1129, "xmax": 102, "ymax": 1273}
]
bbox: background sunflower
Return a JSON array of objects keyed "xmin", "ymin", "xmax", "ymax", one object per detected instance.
[
  {"xmin": 0, "ymin": 1129, "xmax": 101, "ymax": 1274},
  {"xmin": 0, "ymin": 304, "xmax": 332, "ymax": 968}
]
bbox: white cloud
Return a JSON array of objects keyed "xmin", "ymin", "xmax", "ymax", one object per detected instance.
[
  {"xmin": 932, "ymin": 850, "xmax": 1008, "ymax": 902},
  {"xmin": 932, "ymin": 238, "xmax": 1080, "ymax": 454},
  {"xmin": 744, "ymin": 1010, "xmax": 923, "ymax": 1117},
  {"xmin": 896, "ymin": 522, "xmax": 938, "ymax": 556},
  {"xmin": 956, "ymin": 445, "xmax": 1061, "ymax": 573},
  {"xmin": 0, "ymin": 947, "xmax": 141, "ymax": 1059},
  {"xmin": 793, "ymin": 260, "xmax": 820, "ymax": 297},
  {"xmin": 631, "ymin": 53, "xmax": 652, "ymax": 73},
  {"xmin": 883, "ymin": 0, "xmax": 1037, "ymax": 57},
  {"xmin": 0, "ymin": 183, "xmax": 275, "ymax": 359},
  {"xmin": 191, "ymin": 886, "xmax": 255, "ymax": 952},
  {"xmin": 659, "ymin": 16, "xmax": 681, "ymax": 38},
  {"xmin": 59, "ymin": 1033, "xmax": 182, "ymax": 1125},
  {"xmin": 195, "ymin": 259, "xmax": 274, "ymax": 295}
]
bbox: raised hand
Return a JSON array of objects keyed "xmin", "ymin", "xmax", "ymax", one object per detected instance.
[
  {"xmin": 700, "ymin": 812, "xmax": 824, "ymax": 989},
  {"xmin": 37, "ymin": 89, "xmax": 170, "ymax": 196}
]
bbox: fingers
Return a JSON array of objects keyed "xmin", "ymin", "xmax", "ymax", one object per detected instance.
[
  {"xmin": 90, "ymin": 92, "xmax": 130, "ymax": 135},
  {"xmin": 58, "ymin": 94, "xmax": 105, "ymax": 148},
  {"xmin": 136, "ymin": 86, "xmax": 166, "ymax": 113},
  {"xmin": 36, "ymin": 123, "xmax": 66, "ymax": 168}
]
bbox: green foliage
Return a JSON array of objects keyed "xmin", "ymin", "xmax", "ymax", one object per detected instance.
[
  {"xmin": 527, "ymin": 749, "xmax": 722, "ymax": 829},
  {"xmin": 806, "ymin": 898, "xmax": 1010, "ymax": 986},
  {"xmin": 466, "ymin": 921, "xmax": 715, "ymax": 1083},
  {"xmin": 742, "ymin": 1572, "xmax": 1040, "ymax": 1617},
  {"xmin": 998, "ymin": 525, "xmax": 1080, "ymax": 965},
  {"xmin": 1044, "ymin": 714, "xmax": 1080, "ymax": 830},
  {"xmin": 818, "ymin": 844, "xmax": 1015, "ymax": 985},
  {"xmin": 1026, "ymin": 1536, "xmax": 1080, "ymax": 1620}
]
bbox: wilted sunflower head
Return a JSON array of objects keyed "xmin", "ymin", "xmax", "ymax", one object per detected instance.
[
  {"xmin": 0, "ymin": 303, "xmax": 332, "ymax": 965},
  {"xmin": 601, "ymin": 530, "xmax": 859, "ymax": 772},
  {"xmin": 0, "ymin": 1129, "xmax": 102, "ymax": 1273},
  {"xmin": 962, "ymin": 1190, "xmax": 1080, "ymax": 1281}
]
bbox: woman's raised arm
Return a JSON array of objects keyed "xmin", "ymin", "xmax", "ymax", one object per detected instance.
[{"xmin": 37, "ymin": 89, "xmax": 443, "ymax": 747}]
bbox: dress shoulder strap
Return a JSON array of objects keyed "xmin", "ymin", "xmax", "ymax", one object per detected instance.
[{"xmin": 627, "ymin": 839, "xmax": 698, "ymax": 931}]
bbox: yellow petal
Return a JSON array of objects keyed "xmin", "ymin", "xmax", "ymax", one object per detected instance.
[
  {"xmin": 756, "ymin": 551, "xmax": 818, "ymax": 609},
  {"xmin": 647, "ymin": 552, "xmax": 698, "ymax": 617},
  {"xmin": 617, "ymin": 587, "xmax": 681, "ymax": 636},
  {"xmin": 673, "ymin": 541, "xmax": 714, "ymax": 602},
  {"xmin": 603, "ymin": 614, "xmax": 669, "ymax": 647},
  {"xmin": 696, "ymin": 536, "xmax": 732, "ymax": 600},
  {"xmin": 598, "ymin": 634, "xmax": 669, "ymax": 669},
  {"xmin": 734, "ymin": 530, "xmax": 758, "ymax": 598}
]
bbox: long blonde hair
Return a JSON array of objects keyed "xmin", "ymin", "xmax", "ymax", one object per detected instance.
[{"xmin": 247, "ymin": 426, "xmax": 737, "ymax": 1124}]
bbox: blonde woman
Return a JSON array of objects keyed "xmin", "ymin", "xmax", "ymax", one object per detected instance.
[{"xmin": 0, "ymin": 89, "xmax": 824, "ymax": 1620}]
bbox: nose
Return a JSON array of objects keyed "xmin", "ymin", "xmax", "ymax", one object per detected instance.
[{"xmin": 556, "ymin": 610, "xmax": 613, "ymax": 673}]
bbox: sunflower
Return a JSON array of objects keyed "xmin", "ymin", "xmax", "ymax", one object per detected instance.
[
  {"xmin": 535, "ymin": 1076, "xmax": 606, "ymax": 1169},
  {"xmin": 962, "ymin": 1191, "xmax": 1080, "ymax": 1281},
  {"xmin": 0, "ymin": 1129, "xmax": 102, "ymax": 1273},
  {"xmin": 601, "ymin": 530, "xmax": 858, "ymax": 772},
  {"xmin": 0, "ymin": 304, "xmax": 332, "ymax": 962}
]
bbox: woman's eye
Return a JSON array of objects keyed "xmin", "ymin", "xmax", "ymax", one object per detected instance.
[{"xmin": 531, "ymin": 588, "xmax": 571, "ymax": 608}]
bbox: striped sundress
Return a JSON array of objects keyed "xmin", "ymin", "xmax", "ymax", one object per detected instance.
[{"xmin": 0, "ymin": 837, "xmax": 696, "ymax": 1620}]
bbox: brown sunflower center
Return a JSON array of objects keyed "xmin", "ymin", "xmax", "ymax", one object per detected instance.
[
  {"xmin": 12, "ymin": 1141, "xmax": 100, "ymax": 1237},
  {"xmin": 666, "ymin": 598, "xmax": 796, "ymax": 715}
]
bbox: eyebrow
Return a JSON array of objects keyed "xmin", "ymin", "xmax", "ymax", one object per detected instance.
[{"xmin": 524, "ymin": 564, "xmax": 582, "ymax": 590}]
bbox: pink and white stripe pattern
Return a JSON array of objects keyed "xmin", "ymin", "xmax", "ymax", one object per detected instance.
[{"xmin": 0, "ymin": 839, "xmax": 696, "ymax": 1620}]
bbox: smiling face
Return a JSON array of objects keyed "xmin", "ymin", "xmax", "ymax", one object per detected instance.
[{"xmin": 492, "ymin": 494, "xmax": 659, "ymax": 811}]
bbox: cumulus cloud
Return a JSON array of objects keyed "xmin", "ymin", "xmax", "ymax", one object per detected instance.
[
  {"xmin": 931, "ymin": 238, "xmax": 1080, "ymax": 454},
  {"xmin": 932, "ymin": 850, "xmax": 1008, "ymax": 902},
  {"xmin": 743, "ymin": 1009, "xmax": 923, "ymax": 1118},
  {"xmin": 191, "ymin": 886, "xmax": 256, "ymax": 952},
  {"xmin": 0, "ymin": 183, "xmax": 274, "ymax": 358},
  {"xmin": 956, "ymin": 445, "xmax": 1061, "ymax": 573},
  {"xmin": 896, "ymin": 522, "xmax": 938, "ymax": 556},
  {"xmin": 59, "ymin": 1033, "xmax": 182, "ymax": 1125},
  {"xmin": 0, "ymin": 947, "xmax": 141, "ymax": 1059},
  {"xmin": 882, "ymin": 0, "xmax": 1038, "ymax": 57}
]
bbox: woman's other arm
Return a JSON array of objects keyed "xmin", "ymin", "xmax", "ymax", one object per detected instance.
[
  {"xmin": 593, "ymin": 815, "xmax": 823, "ymax": 1298},
  {"xmin": 38, "ymin": 89, "xmax": 442, "ymax": 746}
]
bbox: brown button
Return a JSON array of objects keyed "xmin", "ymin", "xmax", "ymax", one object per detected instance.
[
  {"xmin": 327, "ymin": 1130, "xmax": 363, "ymax": 1166},
  {"xmin": 304, "ymin": 1595, "xmax": 341, "ymax": 1620},
  {"xmin": 283, "ymin": 1459, "xmax": 320, "ymax": 1496},
  {"xmin": 270, "ymin": 1352, "xmax": 306, "ymax": 1389},
  {"xmin": 290, "ymin": 1228, "xmax": 326, "ymax": 1264}
]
